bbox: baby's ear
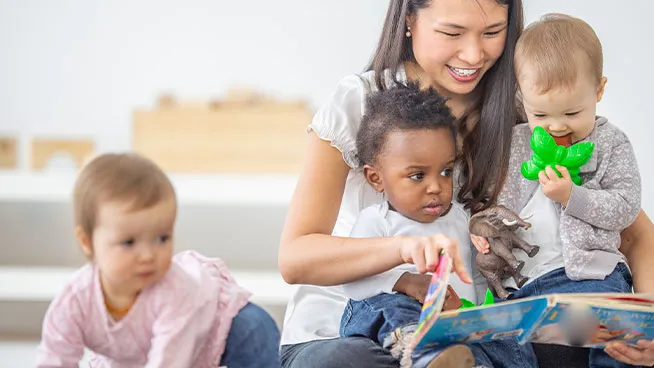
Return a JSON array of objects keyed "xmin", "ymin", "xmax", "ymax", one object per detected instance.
[
  {"xmin": 75, "ymin": 226, "xmax": 93, "ymax": 259},
  {"xmin": 363, "ymin": 164, "xmax": 384, "ymax": 193},
  {"xmin": 596, "ymin": 76, "xmax": 608, "ymax": 102}
]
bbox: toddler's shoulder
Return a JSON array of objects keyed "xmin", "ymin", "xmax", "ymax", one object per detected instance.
[
  {"xmin": 447, "ymin": 201, "xmax": 470, "ymax": 221},
  {"xmin": 511, "ymin": 122, "xmax": 532, "ymax": 142},
  {"xmin": 594, "ymin": 116, "xmax": 631, "ymax": 147},
  {"xmin": 44, "ymin": 263, "xmax": 97, "ymax": 318}
]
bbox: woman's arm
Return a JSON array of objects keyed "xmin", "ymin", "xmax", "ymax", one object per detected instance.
[
  {"xmin": 278, "ymin": 133, "xmax": 404, "ymax": 286},
  {"xmin": 278, "ymin": 133, "xmax": 470, "ymax": 286},
  {"xmin": 620, "ymin": 209, "xmax": 654, "ymax": 293}
]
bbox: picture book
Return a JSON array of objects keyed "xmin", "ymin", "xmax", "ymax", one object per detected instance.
[{"xmin": 413, "ymin": 253, "xmax": 654, "ymax": 351}]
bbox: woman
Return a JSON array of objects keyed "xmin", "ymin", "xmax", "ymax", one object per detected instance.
[{"xmin": 278, "ymin": 0, "xmax": 654, "ymax": 367}]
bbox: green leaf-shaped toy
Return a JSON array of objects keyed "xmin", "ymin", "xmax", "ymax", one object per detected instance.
[
  {"xmin": 521, "ymin": 126, "xmax": 594, "ymax": 186},
  {"xmin": 458, "ymin": 289, "xmax": 495, "ymax": 310}
]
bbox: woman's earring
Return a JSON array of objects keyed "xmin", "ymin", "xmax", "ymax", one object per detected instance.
[{"xmin": 406, "ymin": 27, "xmax": 412, "ymax": 38}]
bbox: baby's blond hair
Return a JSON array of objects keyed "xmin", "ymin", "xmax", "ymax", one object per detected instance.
[
  {"xmin": 515, "ymin": 13, "xmax": 603, "ymax": 93},
  {"xmin": 73, "ymin": 153, "xmax": 175, "ymax": 237}
]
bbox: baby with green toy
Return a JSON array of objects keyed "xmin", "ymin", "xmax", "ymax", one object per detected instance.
[{"xmin": 472, "ymin": 13, "xmax": 643, "ymax": 368}]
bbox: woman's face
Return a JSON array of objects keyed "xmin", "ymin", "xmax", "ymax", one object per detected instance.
[{"xmin": 408, "ymin": 0, "xmax": 509, "ymax": 99}]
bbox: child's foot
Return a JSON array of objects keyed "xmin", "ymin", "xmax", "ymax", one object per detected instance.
[{"xmin": 426, "ymin": 344, "xmax": 474, "ymax": 368}]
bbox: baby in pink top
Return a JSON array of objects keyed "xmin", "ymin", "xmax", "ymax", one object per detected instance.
[{"xmin": 36, "ymin": 153, "xmax": 280, "ymax": 368}]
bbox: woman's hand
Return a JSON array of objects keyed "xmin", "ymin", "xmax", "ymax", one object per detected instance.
[
  {"xmin": 605, "ymin": 340, "xmax": 654, "ymax": 366},
  {"xmin": 471, "ymin": 234, "xmax": 490, "ymax": 254},
  {"xmin": 398, "ymin": 234, "xmax": 472, "ymax": 284}
]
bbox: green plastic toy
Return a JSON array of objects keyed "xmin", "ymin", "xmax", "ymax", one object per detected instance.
[
  {"xmin": 521, "ymin": 126, "xmax": 595, "ymax": 186},
  {"xmin": 459, "ymin": 289, "xmax": 495, "ymax": 310}
]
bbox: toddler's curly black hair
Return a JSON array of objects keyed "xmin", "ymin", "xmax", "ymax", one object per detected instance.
[{"xmin": 355, "ymin": 82, "xmax": 456, "ymax": 167}]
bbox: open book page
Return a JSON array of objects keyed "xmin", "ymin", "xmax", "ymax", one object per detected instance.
[
  {"xmin": 529, "ymin": 296, "xmax": 654, "ymax": 348},
  {"xmin": 414, "ymin": 294, "xmax": 551, "ymax": 349},
  {"xmin": 413, "ymin": 252, "xmax": 552, "ymax": 350}
]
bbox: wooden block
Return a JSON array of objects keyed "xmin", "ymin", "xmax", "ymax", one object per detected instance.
[
  {"xmin": 31, "ymin": 139, "xmax": 95, "ymax": 170},
  {"xmin": 0, "ymin": 137, "xmax": 18, "ymax": 169},
  {"xmin": 132, "ymin": 93, "xmax": 313, "ymax": 173}
]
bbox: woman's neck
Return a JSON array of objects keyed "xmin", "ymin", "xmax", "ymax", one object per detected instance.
[{"xmin": 404, "ymin": 61, "xmax": 469, "ymax": 118}]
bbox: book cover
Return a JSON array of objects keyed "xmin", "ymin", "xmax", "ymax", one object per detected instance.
[{"xmin": 412, "ymin": 253, "xmax": 654, "ymax": 350}]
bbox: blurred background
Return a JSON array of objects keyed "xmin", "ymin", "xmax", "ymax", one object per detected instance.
[{"xmin": 1, "ymin": 0, "xmax": 652, "ymax": 366}]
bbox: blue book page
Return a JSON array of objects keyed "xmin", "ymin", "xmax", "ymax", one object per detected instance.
[
  {"xmin": 414, "ymin": 297, "xmax": 550, "ymax": 350},
  {"xmin": 529, "ymin": 302, "xmax": 654, "ymax": 348}
]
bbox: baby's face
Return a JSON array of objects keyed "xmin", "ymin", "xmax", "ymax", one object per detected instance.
[
  {"xmin": 374, "ymin": 128, "xmax": 455, "ymax": 223},
  {"xmin": 91, "ymin": 197, "xmax": 176, "ymax": 296},
  {"xmin": 519, "ymin": 67, "xmax": 605, "ymax": 146}
]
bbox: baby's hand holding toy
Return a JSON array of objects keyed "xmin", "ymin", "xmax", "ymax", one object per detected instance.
[
  {"xmin": 521, "ymin": 126, "xmax": 594, "ymax": 186},
  {"xmin": 539, "ymin": 165, "xmax": 574, "ymax": 206}
]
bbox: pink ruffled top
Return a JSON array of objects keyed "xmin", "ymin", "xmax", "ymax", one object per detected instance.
[{"xmin": 36, "ymin": 250, "xmax": 251, "ymax": 368}]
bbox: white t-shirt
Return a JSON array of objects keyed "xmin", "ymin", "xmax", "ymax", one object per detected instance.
[
  {"xmin": 342, "ymin": 201, "xmax": 479, "ymax": 304},
  {"xmin": 502, "ymin": 186, "xmax": 565, "ymax": 289}
]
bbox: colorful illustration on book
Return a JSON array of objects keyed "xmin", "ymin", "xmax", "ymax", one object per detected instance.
[
  {"xmin": 529, "ymin": 301, "xmax": 654, "ymax": 348},
  {"xmin": 414, "ymin": 252, "xmax": 452, "ymax": 344},
  {"xmin": 461, "ymin": 328, "xmax": 496, "ymax": 342},
  {"xmin": 416, "ymin": 296, "xmax": 547, "ymax": 350},
  {"xmin": 521, "ymin": 125, "xmax": 595, "ymax": 185}
]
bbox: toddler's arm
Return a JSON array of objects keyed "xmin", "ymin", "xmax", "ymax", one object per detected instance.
[
  {"xmin": 145, "ymin": 312, "xmax": 206, "ymax": 367},
  {"xmin": 564, "ymin": 139, "xmax": 641, "ymax": 231},
  {"xmin": 36, "ymin": 294, "xmax": 86, "ymax": 367},
  {"xmin": 145, "ymin": 278, "xmax": 217, "ymax": 368}
]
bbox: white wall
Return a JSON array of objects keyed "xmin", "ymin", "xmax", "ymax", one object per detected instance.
[
  {"xmin": 0, "ymin": 0, "xmax": 386, "ymax": 154},
  {"xmin": 0, "ymin": 0, "xmax": 651, "ymax": 213}
]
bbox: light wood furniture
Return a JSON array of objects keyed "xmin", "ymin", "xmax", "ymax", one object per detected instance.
[
  {"xmin": 31, "ymin": 139, "xmax": 95, "ymax": 170},
  {"xmin": 0, "ymin": 137, "xmax": 18, "ymax": 169},
  {"xmin": 132, "ymin": 89, "xmax": 313, "ymax": 173}
]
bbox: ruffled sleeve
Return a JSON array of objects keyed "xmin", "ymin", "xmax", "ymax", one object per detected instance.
[{"xmin": 307, "ymin": 74, "xmax": 371, "ymax": 169}]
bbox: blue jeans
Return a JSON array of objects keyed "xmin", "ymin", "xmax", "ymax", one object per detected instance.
[
  {"xmin": 506, "ymin": 263, "xmax": 636, "ymax": 368},
  {"xmin": 220, "ymin": 302, "xmax": 281, "ymax": 368},
  {"xmin": 340, "ymin": 293, "xmax": 537, "ymax": 368},
  {"xmin": 280, "ymin": 337, "xmax": 400, "ymax": 368}
]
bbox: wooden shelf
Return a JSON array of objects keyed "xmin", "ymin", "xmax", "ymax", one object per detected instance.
[{"xmin": 0, "ymin": 172, "xmax": 297, "ymax": 205}]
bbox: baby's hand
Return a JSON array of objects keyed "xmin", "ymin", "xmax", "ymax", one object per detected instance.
[
  {"xmin": 471, "ymin": 235, "xmax": 490, "ymax": 254},
  {"xmin": 393, "ymin": 272, "xmax": 431, "ymax": 304},
  {"xmin": 539, "ymin": 165, "xmax": 573, "ymax": 206},
  {"xmin": 398, "ymin": 234, "xmax": 472, "ymax": 284}
]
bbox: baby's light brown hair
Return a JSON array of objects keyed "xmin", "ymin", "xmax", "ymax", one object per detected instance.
[
  {"xmin": 73, "ymin": 153, "xmax": 176, "ymax": 237},
  {"xmin": 515, "ymin": 13, "xmax": 603, "ymax": 93}
]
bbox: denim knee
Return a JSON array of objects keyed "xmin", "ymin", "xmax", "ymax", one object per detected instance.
[
  {"xmin": 221, "ymin": 302, "xmax": 281, "ymax": 368},
  {"xmin": 233, "ymin": 302, "xmax": 280, "ymax": 341}
]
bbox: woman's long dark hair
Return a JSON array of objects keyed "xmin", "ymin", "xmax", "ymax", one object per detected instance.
[{"xmin": 366, "ymin": 0, "xmax": 524, "ymax": 213}]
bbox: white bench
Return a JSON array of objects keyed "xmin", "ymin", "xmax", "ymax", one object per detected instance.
[{"xmin": 0, "ymin": 266, "xmax": 296, "ymax": 306}]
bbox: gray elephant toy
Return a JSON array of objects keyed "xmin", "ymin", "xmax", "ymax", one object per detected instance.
[{"xmin": 469, "ymin": 205, "xmax": 540, "ymax": 299}]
